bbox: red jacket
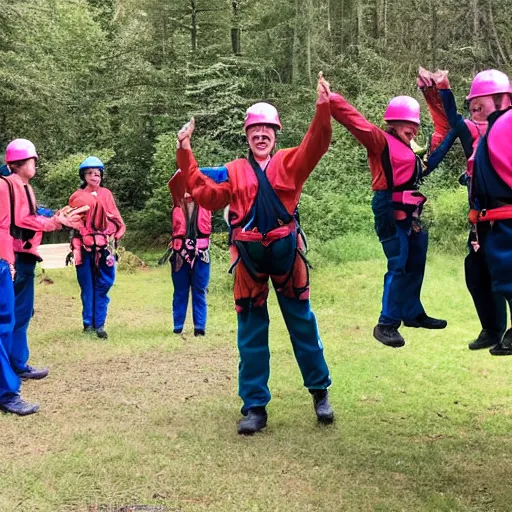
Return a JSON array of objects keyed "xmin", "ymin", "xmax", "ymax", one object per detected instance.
[
  {"xmin": 5, "ymin": 173, "xmax": 61, "ymax": 260},
  {"xmin": 168, "ymin": 170, "xmax": 211, "ymax": 251},
  {"xmin": 69, "ymin": 186, "xmax": 126, "ymax": 240},
  {"xmin": 0, "ymin": 179, "xmax": 14, "ymax": 265}
]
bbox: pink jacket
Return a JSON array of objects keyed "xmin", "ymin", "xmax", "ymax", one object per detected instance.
[{"xmin": 5, "ymin": 173, "xmax": 61, "ymax": 260}]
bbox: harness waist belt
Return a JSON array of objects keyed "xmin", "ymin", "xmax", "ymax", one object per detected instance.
[
  {"xmin": 469, "ymin": 206, "xmax": 512, "ymax": 224},
  {"xmin": 232, "ymin": 223, "xmax": 294, "ymax": 246}
]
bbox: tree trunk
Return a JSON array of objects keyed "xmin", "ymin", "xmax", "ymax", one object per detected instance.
[
  {"xmin": 326, "ymin": 0, "xmax": 331, "ymax": 36},
  {"xmin": 190, "ymin": 0, "xmax": 197, "ymax": 53},
  {"xmin": 486, "ymin": 0, "xmax": 508, "ymax": 65},
  {"xmin": 291, "ymin": 0, "xmax": 300, "ymax": 84},
  {"xmin": 471, "ymin": 0, "xmax": 479, "ymax": 39},
  {"xmin": 383, "ymin": 0, "xmax": 387, "ymax": 46},
  {"xmin": 373, "ymin": 0, "xmax": 379, "ymax": 39},
  {"xmin": 356, "ymin": 0, "xmax": 364, "ymax": 48},
  {"xmin": 306, "ymin": 0, "xmax": 313, "ymax": 86},
  {"xmin": 430, "ymin": 0, "xmax": 437, "ymax": 68},
  {"xmin": 231, "ymin": 0, "xmax": 241, "ymax": 55}
]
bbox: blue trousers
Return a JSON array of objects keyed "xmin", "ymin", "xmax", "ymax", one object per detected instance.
[
  {"xmin": 482, "ymin": 220, "xmax": 512, "ymax": 311},
  {"xmin": 237, "ymin": 292, "xmax": 331, "ymax": 414},
  {"xmin": 372, "ymin": 191, "xmax": 426, "ymax": 326},
  {"xmin": 12, "ymin": 257, "xmax": 36, "ymax": 373},
  {"xmin": 465, "ymin": 229, "xmax": 507, "ymax": 333},
  {"xmin": 171, "ymin": 258, "xmax": 210, "ymax": 331},
  {"xmin": 0, "ymin": 260, "xmax": 21, "ymax": 400},
  {"xmin": 76, "ymin": 249, "xmax": 116, "ymax": 329}
]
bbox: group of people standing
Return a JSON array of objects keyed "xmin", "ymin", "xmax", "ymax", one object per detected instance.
[
  {"xmin": 0, "ymin": 144, "xmax": 124, "ymax": 416},
  {"xmin": 1, "ymin": 66, "xmax": 510, "ymax": 432},
  {"xmin": 172, "ymin": 67, "xmax": 512, "ymax": 434}
]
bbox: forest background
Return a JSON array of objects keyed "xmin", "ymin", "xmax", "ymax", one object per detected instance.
[{"xmin": 1, "ymin": 0, "xmax": 511, "ymax": 254}]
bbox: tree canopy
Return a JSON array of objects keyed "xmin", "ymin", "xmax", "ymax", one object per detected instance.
[{"xmin": 1, "ymin": 0, "xmax": 510, "ymax": 246}]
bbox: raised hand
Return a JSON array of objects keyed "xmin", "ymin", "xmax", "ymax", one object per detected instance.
[
  {"xmin": 417, "ymin": 66, "xmax": 434, "ymax": 89},
  {"xmin": 317, "ymin": 71, "xmax": 330, "ymax": 101},
  {"xmin": 177, "ymin": 117, "xmax": 195, "ymax": 150},
  {"xmin": 432, "ymin": 69, "xmax": 450, "ymax": 89}
]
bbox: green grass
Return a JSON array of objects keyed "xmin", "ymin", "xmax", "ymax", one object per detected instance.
[{"xmin": 1, "ymin": 242, "xmax": 511, "ymax": 512}]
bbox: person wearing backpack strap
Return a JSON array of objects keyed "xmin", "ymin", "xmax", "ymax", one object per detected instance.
[
  {"xmin": 4, "ymin": 139, "xmax": 84, "ymax": 382},
  {"xmin": 465, "ymin": 70, "xmax": 512, "ymax": 355},
  {"xmin": 68, "ymin": 157, "xmax": 126, "ymax": 340},
  {"xmin": 329, "ymin": 72, "xmax": 450, "ymax": 348}
]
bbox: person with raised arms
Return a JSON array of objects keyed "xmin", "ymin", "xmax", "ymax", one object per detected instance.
[
  {"xmin": 175, "ymin": 73, "xmax": 334, "ymax": 435},
  {"xmin": 328, "ymin": 74, "xmax": 450, "ymax": 348}
]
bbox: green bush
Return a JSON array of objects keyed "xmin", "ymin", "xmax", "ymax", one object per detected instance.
[{"xmin": 424, "ymin": 187, "xmax": 469, "ymax": 254}]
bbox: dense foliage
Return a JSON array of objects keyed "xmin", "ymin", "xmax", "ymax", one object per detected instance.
[{"xmin": 1, "ymin": 0, "xmax": 510, "ymax": 251}]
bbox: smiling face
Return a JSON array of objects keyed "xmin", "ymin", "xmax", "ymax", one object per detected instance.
[
  {"xmin": 246, "ymin": 125, "xmax": 276, "ymax": 160},
  {"xmin": 84, "ymin": 168, "xmax": 102, "ymax": 188},
  {"xmin": 387, "ymin": 121, "xmax": 419, "ymax": 145}
]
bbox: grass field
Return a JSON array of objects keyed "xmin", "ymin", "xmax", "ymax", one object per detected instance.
[{"xmin": 1, "ymin": 239, "xmax": 511, "ymax": 512}]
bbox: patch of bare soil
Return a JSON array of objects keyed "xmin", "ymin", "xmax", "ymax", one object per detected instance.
[{"xmin": 0, "ymin": 344, "xmax": 237, "ymax": 461}]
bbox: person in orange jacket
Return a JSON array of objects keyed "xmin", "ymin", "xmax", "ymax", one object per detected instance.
[
  {"xmin": 0, "ymin": 174, "xmax": 39, "ymax": 415},
  {"xmin": 68, "ymin": 156, "xmax": 126, "ymax": 339},
  {"xmin": 3, "ymin": 139, "xmax": 84, "ymax": 384},
  {"xmin": 168, "ymin": 169, "xmax": 213, "ymax": 336},
  {"xmin": 176, "ymin": 73, "xmax": 334, "ymax": 435}
]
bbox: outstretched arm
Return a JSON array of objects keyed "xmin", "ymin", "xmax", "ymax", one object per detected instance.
[
  {"xmin": 437, "ymin": 89, "xmax": 474, "ymax": 159},
  {"xmin": 423, "ymin": 128, "xmax": 459, "ymax": 176},
  {"xmin": 417, "ymin": 67, "xmax": 451, "ymax": 152},
  {"xmin": 329, "ymin": 92, "xmax": 386, "ymax": 154}
]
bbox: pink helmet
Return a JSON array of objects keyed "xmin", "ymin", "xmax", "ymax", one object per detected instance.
[
  {"xmin": 384, "ymin": 96, "xmax": 421, "ymax": 125},
  {"xmin": 5, "ymin": 138, "xmax": 38, "ymax": 163},
  {"xmin": 244, "ymin": 102, "xmax": 282, "ymax": 132},
  {"xmin": 466, "ymin": 69, "xmax": 511, "ymax": 101}
]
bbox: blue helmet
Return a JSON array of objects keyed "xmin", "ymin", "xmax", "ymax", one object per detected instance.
[{"xmin": 79, "ymin": 156, "xmax": 104, "ymax": 181}]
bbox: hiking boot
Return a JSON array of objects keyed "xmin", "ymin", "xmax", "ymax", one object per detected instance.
[
  {"xmin": 468, "ymin": 329, "xmax": 503, "ymax": 350},
  {"xmin": 0, "ymin": 394, "xmax": 39, "ymax": 416},
  {"xmin": 311, "ymin": 389, "xmax": 334, "ymax": 424},
  {"xmin": 173, "ymin": 328, "xmax": 183, "ymax": 334},
  {"xmin": 404, "ymin": 313, "xmax": 447, "ymax": 329},
  {"xmin": 194, "ymin": 328, "xmax": 205, "ymax": 337},
  {"xmin": 237, "ymin": 407, "xmax": 267, "ymax": 435},
  {"xmin": 96, "ymin": 327, "xmax": 108, "ymax": 339},
  {"xmin": 490, "ymin": 328, "xmax": 512, "ymax": 356},
  {"xmin": 373, "ymin": 324, "xmax": 405, "ymax": 348},
  {"xmin": 83, "ymin": 325, "xmax": 95, "ymax": 334},
  {"xmin": 16, "ymin": 365, "xmax": 49, "ymax": 380}
]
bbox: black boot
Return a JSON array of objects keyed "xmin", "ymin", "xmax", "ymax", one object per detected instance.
[
  {"xmin": 237, "ymin": 407, "xmax": 267, "ymax": 435},
  {"xmin": 194, "ymin": 329, "xmax": 205, "ymax": 337},
  {"xmin": 96, "ymin": 327, "xmax": 108, "ymax": 339},
  {"xmin": 373, "ymin": 324, "xmax": 405, "ymax": 348},
  {"xmin": 311, "ymin": 390, "xmax": 334, "ymax": 424},
  {"xmin": 468, "ymin": 329, "xmax": 503, "ymax": 350},
  {"xmin": 490, "ymin": 328, "xmax": 512, "ymax": 356},
  {"xmin": 403, "ymin": 313, "xmax": 447, "ymax": 329}
]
